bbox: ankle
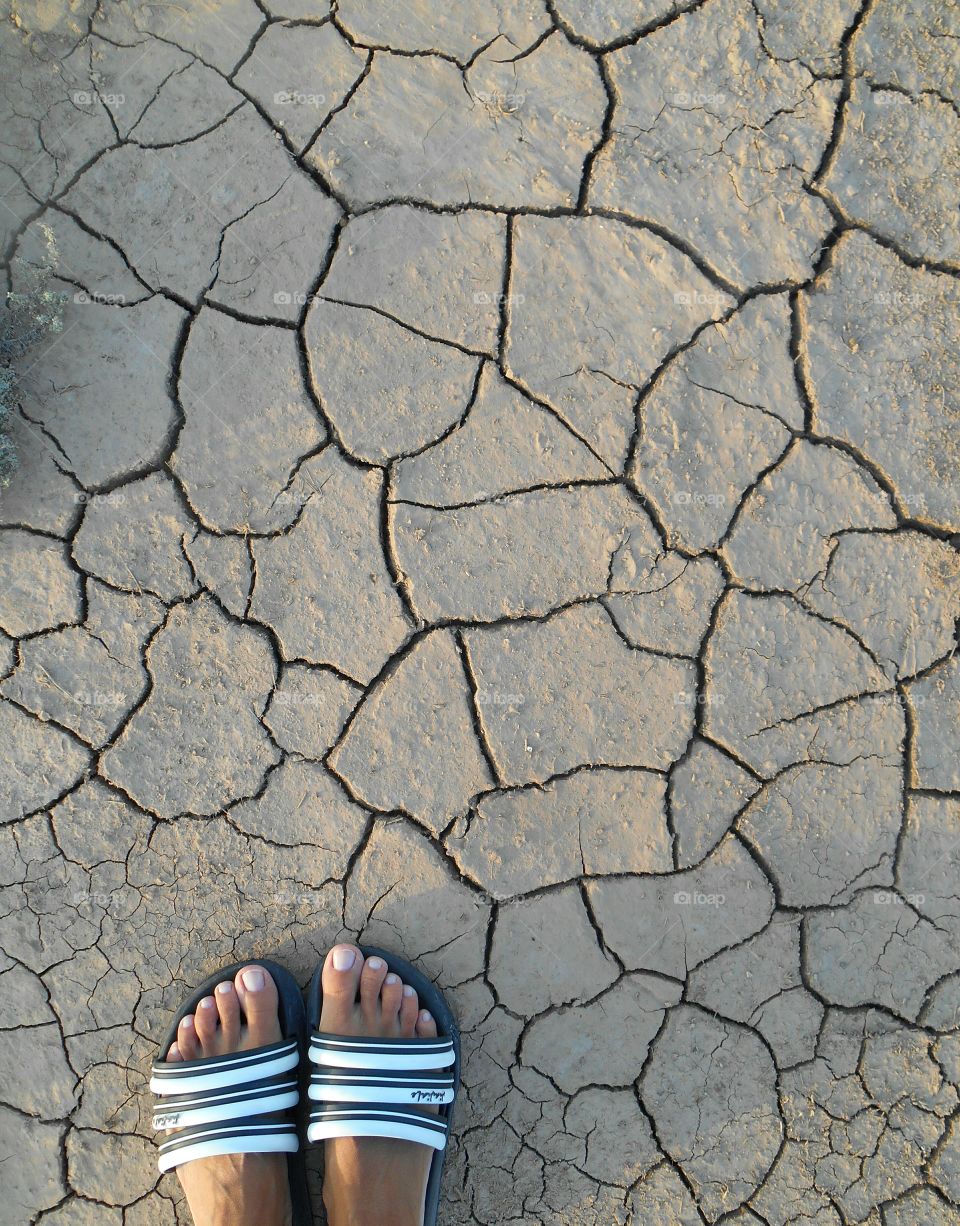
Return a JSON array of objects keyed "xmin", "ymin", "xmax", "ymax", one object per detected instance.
[
  {"xmin": 323, "ymin": 1178, "xmax": 423, "ymax": 1226},
  {"xmin": 180, "ymin": 1153, "xmax": 292, "ymax": 1226},
  {"xmin": 326, "ymin": 1210, "xmax": 420, "ymax": 1226}
]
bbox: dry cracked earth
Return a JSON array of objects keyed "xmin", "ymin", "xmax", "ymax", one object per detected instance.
[{"xmin": 0, "ymin": 0, "xmax": 959, "ymax": 1223}]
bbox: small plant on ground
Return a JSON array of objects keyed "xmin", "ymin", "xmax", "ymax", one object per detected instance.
[{"xmin": 0, "ymin": 223, "xmax": 66, "ymax": 486}]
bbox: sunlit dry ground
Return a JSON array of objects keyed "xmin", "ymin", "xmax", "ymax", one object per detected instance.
[{"xmin": 1, "ymin": 0, "xmax": 959, "ymax": 1223}]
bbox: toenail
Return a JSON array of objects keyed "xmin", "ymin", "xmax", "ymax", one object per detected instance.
[
  {"xmin": 180, "ymin": 1015, "xmax": 194, "ymax": 1029},
  {"xmin": 367, "ymin": 957, "xmax": 384, "ymax": 971},
  {"xmin": 420, "ymin": 1010, "xmax": 431, "ymax": 1021},
  {"xmin": 168, "ymin": 1043, "xmax": 179, "ymax": 1059},
  {"xmin": 332, "ymin": 946, "xmax": 356, "ymax": 971},
  {"xmin": 385, "ymin": 973, "xmax": 399, "ymax": 986},
  {"xmin": 216, "ymin": 982, "xmax": 232, "ymax": 995},
  {"xmin": 242, "ymin": 968, "xmax": 264, "ymax": 992},
  {"xmin": 199, "ymin": 998, "xmax": 216, "ymax": 1009},
  {"xmin": 403, "ymin": 985, "xmax": 416, "ymax": 998}
]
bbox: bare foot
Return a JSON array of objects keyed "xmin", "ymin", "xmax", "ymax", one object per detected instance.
[
  {"xmin": 163, "ymin": 966, "xmax": 292, "ymax": 1226},
  {"xmin": 319, "ymin": 944, "xmax": 439, "ymax": 1226}
]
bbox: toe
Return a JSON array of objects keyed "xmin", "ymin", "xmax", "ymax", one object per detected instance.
[
  {"xmin": 380, "ymin": 972, "xmax": 403, "ymax": 1027},
  {"xmin": 215, "ymin": 980, "xmax": 240, "ymax": 1049},
  {"xmin": 416, "ymin": 1009, "xmax": 438, "ymax": 1040},
  {"xmin": 176, "ymin": 1013, "xmax": 200, "ymax": 1061},
  {"xmin": 166, "ymin": 1041, "xmax": 182, "ymax": 1062},
  {"xmin": 360, "ymin": 955, "xmax": 389, "ymax": 1024},
  {"xmin": 234, "ymin": 964, "xmax": 281, "ymax": 1048},
  {"xmin": 399, "ymin": 983, "xmax": 419, "ymax": 1037},
  {"xmin": 194, "ymin": 995, "xmax": 219, "ymax": 1052},
  {"xmin": 319, "ymin": 944, "xmax": 363, "ymax": 1032}
]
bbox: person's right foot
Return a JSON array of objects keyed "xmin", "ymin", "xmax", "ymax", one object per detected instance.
[
  {"xmin": 163, "ymin": 966, "xmax": 292, "ymax": 1226},
  {"xmin": 319, "ymin": 944, "xmax": 439, "ymax": 1226}
]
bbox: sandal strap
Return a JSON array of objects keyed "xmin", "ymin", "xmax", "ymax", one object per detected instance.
[
  {"xmin": 152, "ymin": 1040, "xmax": 301, "ymax": 1170},
  {"xmin": 306, "ymin": 1103, "xmax": 450, "ymax": 1150},
  {"xmin": 308, "ymin": 1066, "xmax": 455, "ymax": 1106},
  {"xmin": 157, "ymin": 1118, "xmax": 298, "ymax": 1173},
  {"xmin": 308, "ymin": 1031, "xmax": 455, "ymax": 1071},
  {"xmin": 307, "ymin": 1030, "xmax": 457, "ymax": 1149},
  {"xmin": 150, "ymin": 1038, "xmax": 299, "ymax": 1094},
  {"xmin": 153, "ymin": 1071, "xmax": 300, "ymax": 1130}
]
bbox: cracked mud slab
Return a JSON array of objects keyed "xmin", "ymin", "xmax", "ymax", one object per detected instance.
[{"xmin": 1, "ymin": 1, "xmax": 959, "ymax": 1223}]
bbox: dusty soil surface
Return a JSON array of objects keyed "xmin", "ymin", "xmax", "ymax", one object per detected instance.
[{"xmin": 1, "ymin": 1, "xmax": 959, "ymax": 1223}]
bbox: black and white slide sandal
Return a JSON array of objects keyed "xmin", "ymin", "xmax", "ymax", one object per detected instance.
[
  {"xmin": 149, "ymin": 958, "xmax": 311, "ymax": 1226},
  {"xmin": 305, "ymin": 945, "xmax": 460, "ymax": 1226}
]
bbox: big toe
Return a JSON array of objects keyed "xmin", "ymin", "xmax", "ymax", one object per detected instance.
[
  {"xmin": 319, "ymin": 944, "xmax": 363, "ymax": 1031},
  {"xmin": 234, "ymin": 964, "xmax": 282, "ymax": 1049}
]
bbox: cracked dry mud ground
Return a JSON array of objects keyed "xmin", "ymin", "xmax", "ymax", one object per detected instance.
[{"xmin": 0, "ymin": 0, "xmax": 958, "ymax": 1223}]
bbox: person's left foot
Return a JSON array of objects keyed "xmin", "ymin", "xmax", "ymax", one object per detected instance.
[{"xmin": 163, "ymin": 966, "xmax": 292, "ymax": 1226}]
